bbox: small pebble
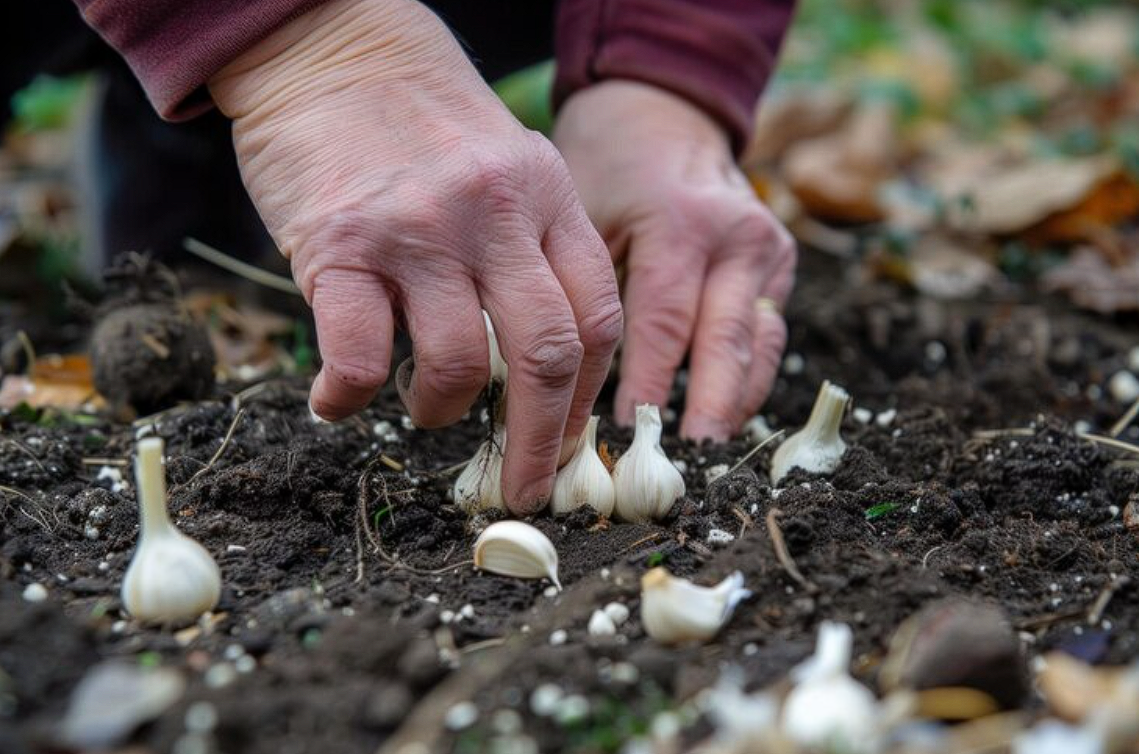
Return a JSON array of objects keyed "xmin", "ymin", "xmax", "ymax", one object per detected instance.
[
  {"xmin": 924, "ymin": 341, "xmax": 947, "ymax": 365},
  {"xmin": 782, "ymin": 352, "xmax": 805, "ymax": 375},
  {"xmin": 706, "ymin": 528, "xmax": 734, "ymax": 546},
  {"xmin": 492, "ymin": 708, "xmax": 523, "ymax": 735},
  {"xmin": 226, "ymin": 545, "xmax": 247, "ymax": 553},
  {"xmin": 22, "ymin": 583, "xmax": 48, "ymax": 603},
  {"xmin": 530, "ymin": 684, "xmax": 563, "ymax": 716},
  {"xmin": 424, "ymin": 593, "xmax": 440, "ymax": 604},
  {"xmin": 543, "ymin": 586, "xmax": 559, "ymax": 599},
  {"xmin": 440, "ymin": 610, "xmax": 456, "ymax": 624},
  {"xmin": 444, "ymin": 701, "xmax": 479, "ymax": 731},
  {"xmin": 548, "ymin": 629, "xmax": 568, "ymax": 646},
  {"xmin": 875, "ymin": 409, "xmax": 898, "ymax": 428},
  {"xmin": 400, "ymin": 415, "xmax": 416, "ymax": 431},
  {"xmin": 852, "ymin": 407, "xmax": 873, "ymax": 424},
  {"xmin": 743, "ymin": 415, "xmax": 774, "ymax": 443},
  {"xmin": 234, "ymin": 655, "xmax": 256, "ymax": 674},
  {"xmin": 1109, "ymin": 371, "xmax": 1139, "ymax": 404},
  {"xmin": 588, "ymin": 610, "xmax": 617, "ymax": 637},
  {"xmin": 603, "ymin": 602, "xmax": 630, "ymax": 626},
  {"xmin": 204, "ymin": 663, "xmax": 237, "ymax": 689},
  {"xmin": 459, "ymin": 604, "xmax": 475, "ymax": 620},
  {"xmin": 554, "ymin": 694, "xmax": 590, "ymax": 725},
  {"xmin": 184, "ymin": 701, "xmax": 218, "ymax": 733},
  {"xmin": 609, "ymin": 662, "xmax": 639, "ymax": 684}
]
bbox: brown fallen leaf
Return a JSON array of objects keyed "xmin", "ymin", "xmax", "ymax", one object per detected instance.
[
  {"xmin": 744, "ymin": 88, "xmax": 851, "ymax": 165},
  {"xmin": 869, "ymin": 234, "xmax": 1002, "ymax": 299},
  {"xmin": 1025, "ymin": 172, "xmax": 1139, "ymax": 250},
  {"xmin": 0, "ymin": 353, "xmax": 105, "ymax": 410},
  {"xmin": 1041, "ymin": 245, "xmax": 1139, "ymax": 313},
  {"xmin": 944, "ymin": 155, "xmax": 1119, "ymax": 235},
  {"xmin": 783, "ymin": 101, "xmax": 899, "ymax": 223}
]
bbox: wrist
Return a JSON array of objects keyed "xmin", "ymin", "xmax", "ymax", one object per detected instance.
[{"xmin": 208, "ymin": 0, "xmax": 467, "ymax": 119}]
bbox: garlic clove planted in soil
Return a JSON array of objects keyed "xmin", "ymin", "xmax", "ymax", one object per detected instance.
[
  {"xmin": 453, "ymin": 425, "xmax": 506, "ymax": 514},
  {"xmin": 640, "ymin": 567, "xmax": 750, "ymax": 645},
  {"xmin": 483, "ymin": 310, "xmax": 508, "ymax": 386},
  {"xmin": 473, "ymin": 521, "xmax": 561, "ymax": 590},
  {"xmin": 121, "ymin": 437, "xmax": 221, "ymax": 625},
  {"xmin": 551, "ymin": 416, "xmax": 615, "ymax": 517},
  {"xmin": 770, "ymin": 380, "xmax": 849, "ymax": 484},
  {"xmin": 782, "ymin": 622, "xmax": 880, "ymax": 754},
  {"xmin": 612, "ymin": 404, "xmax": 685, "ymax": 522}
]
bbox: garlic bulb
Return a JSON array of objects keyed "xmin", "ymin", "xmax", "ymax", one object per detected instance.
[
  {"xmin": 782, "ymin": 622, "xmax": 879, "ymax": 754},
  {"xmin": 453, "ymin": 426, "xmax": 506, "ymax": 513},
  {"xmin": 612, "ymin": 404, "xmax": 685, "ymax": 522},
  {"xmin": 551, "ymin": 416, "xmax": 615, "ymax": 516},
  {"xmin": 770, "ymin": 380, "xmax": 849, "ymax": 484},
  {"xmin": 473, "ymin": 521, "xmax": 561, "ymax": 589},
  {"xmin": 483, "ymin": 310, "xmax": 508, "ymax": 386},
  {"xmin": 640, "ymin": 567, "xmax": 750, "ymax": 645},
  {"xmin": 121, "ymin": 437, "xmax": 221, "ymax": 625}
]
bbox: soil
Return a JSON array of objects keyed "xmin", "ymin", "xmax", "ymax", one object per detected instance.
[{"xmin": 1, "ymin": 247, "xmax": 1137, "ymax": 754}]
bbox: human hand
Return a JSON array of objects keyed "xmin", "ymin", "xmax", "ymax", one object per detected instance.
[
  {"xmin": 209, "ymin": 0, "xmax": 622, "ymax": 514},
  {"xmin": 553, "ymin": 81, "xmax": 796, "ymax": 441}
]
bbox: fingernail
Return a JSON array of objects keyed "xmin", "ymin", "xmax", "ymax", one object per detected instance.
[
  {"xmin": 308, "ymin": 400, "xmax": 332, "ymax": 425},
  {"xmin": 395, "ymin": 357, "xmax": 414, "ymax": 395}
]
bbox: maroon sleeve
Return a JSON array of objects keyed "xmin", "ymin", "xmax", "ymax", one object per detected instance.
[
  {"xmin": 554, "ymin": 0, "xmax": 797, "ymax": 154},
  {"xmin": 73, "ymin": 0, "xmax": 328, "ymax": 120}
]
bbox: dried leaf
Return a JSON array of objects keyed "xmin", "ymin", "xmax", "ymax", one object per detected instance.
[
  {"xmin": 944, "ymin": 156, "xmax": 1118, "ymax": 235},
  {"xmin": 870, "ymin": 234, "xmax": 1002, "ymax": 299},
  {"xmin": 744, "ymin": 88, "xmax": 851, "ymax": 165},
  {"xmin": 0, "ymin": 353, "xmax": 104, "ymax": 410},
  {"xmin": 1025, "ymin": 172, "xmax": 1139, "ymax": 246},
  {"xmin": 1041, "ymin": 246, "xmax": 1139, "ymax": 313}
]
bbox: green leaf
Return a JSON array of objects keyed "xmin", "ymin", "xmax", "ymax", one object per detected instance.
[
  {"xmin": 646, "ymin": 551, "xmax": 665, "ymax": 568},
  {"xmin": 865, "ymin": 502, "xmax": 900, "ymax": 520}
]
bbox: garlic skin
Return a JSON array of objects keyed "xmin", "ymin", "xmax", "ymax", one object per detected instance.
[
  {"xmin": 473, "ymin": 521, "xmax": 561, "ymax": 589},
  {"xmin": 121, "ymin": 437, "xmax": 221, "ymax": 625},
  {"xmin": 770, "ymin": 380, "xmax": 849, "ymax": 484},
  {"xmin": 453, "ymin": 426, "xmax": 506, "ymax": 514},
  {"xmin": 640, "ymin": 568, "xmax": 750, "ymax": 645},
  {"xmin": 551, "ymin": 416, "xmax": 615, "ymax": 516},
  {"xmin": 782, "ymin": 622, "xmax": 880, "ymax": 754},
  {"xmin": 483, "ymin": 310, "xmax": 508, "ymax": 386},
  {"xmin": 612, "ymin": 405, "xmax": 685, "ymax": 522}
]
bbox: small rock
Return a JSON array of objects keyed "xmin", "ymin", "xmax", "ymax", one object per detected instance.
[
  {"xmin": 549, "ymin": 629, "xmax": 568, "ymax": 646},
  {"xmin": 783, "ymin": 353, "xmax": 805, "ymax": 375},
  {"xmin": 875, "ymin": 409, "xmax": 898, "ymax": 428},
  {"xmin": 881, "ymin": 599, "xmax": 1027, "ymax": 709},
  {"xmin": 1109, "ymin": 371, "xmax": 1139, "ymax": 404},
  {"xmin": 743, "ymin": 415, "xmax": 775, "ymax": 443},
  {"xmin": 706, "ymin": 528, "xmax": 735, "ymax": 546},
  {"xmin": 530, "ymin": 683, "xmax": 563, "ymax": 716},
  {"xmin": 588, "ymin": 610, "xmax": 617, "ymax": 637},
  {"xmin": 22, "ymin": 583, "xmax": 48, "ymax": 603},
  {"xmin": 554, "ymin": 694, "xmax": 590, "ymax": 725},
  {"xmin": 852, "ymin": 407, "xmax": 873, "ymax": 424},
  {"xmin": 444, "ymin": 700, "xmax": 479, "ymax": 730},
  {"xmin": 603, "ymin": 602, "xmax": 630, "ymax": 626},
  {"xmin": 58, "ymin": 661, "xmax": 185, "ymax": 750},
  {"xmin": 184, "ymin": 701, "xmax": 218, "ymax": 733}
]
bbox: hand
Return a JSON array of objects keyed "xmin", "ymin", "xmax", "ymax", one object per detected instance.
[
  {"xmin": 209, "ymin": 0, "xmax": 622, "ymax": 514},
  {"xmin": 554, "ymin": 81, "xmax": 796, "ymax": 441}
]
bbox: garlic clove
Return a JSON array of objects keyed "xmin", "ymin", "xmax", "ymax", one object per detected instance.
[
  {"xmin": 473, "ymin": 521, "xmax": 560, "ymax": 589},
  {"xmin": 640, "ymin": 567, "xmax": 750, "ymax": 645},
  {"xmin": 588, "ymin": 609, "xmax": 617, "ymax": 637},
  {"xmin": 483, "ymin": 310, "xmax": 508, "ymax": 386},
  {"xmin": 551, "ymin": 416, "xmax": 615, "ymax": 516},
  {"xmin": 770, "ymin": 380, "xmax": 849, "ymax": 484},
  {"xmin": 612, "ymin": 404, "xmax": 685, "ymax": 522},
  {"xmin": 782, "ymin": 621, "xmax": 880, "ymax": 754},
  {"xmin": 121, "ymin": 437, "xmax": 221, "ymax": 625},
  {"xmin": 453, "ymin": 427, "xmax": 506, "ymax": 514}
]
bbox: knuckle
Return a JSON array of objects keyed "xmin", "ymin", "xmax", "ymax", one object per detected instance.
[
  {"xmin": 577, "ymin": 297, "xmax": 624, "ymax": 354},
  {"xmin": 516, "ymin": 332, "xmax": 584, "ymax": 385},
  {"xmin": 705, "ymin": 315, "xmax": 754, "ymax": 364}
]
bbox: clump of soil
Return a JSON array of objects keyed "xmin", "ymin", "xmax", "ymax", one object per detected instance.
[
  {"xmin": 1, "ymin": 248, "xmax": 1137, "ymax": 754},
  {"xmin": 89, "ymin": 254, "xmax": 215, "ymax": 416}
]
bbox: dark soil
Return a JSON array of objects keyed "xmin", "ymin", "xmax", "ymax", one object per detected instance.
[{"xmin": 1, "ymin": 247, "xmax": 1137, "ymax": 754}]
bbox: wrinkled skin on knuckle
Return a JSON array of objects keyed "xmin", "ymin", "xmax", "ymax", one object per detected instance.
[
  {"xmin": 322, "ymin": 359, "xmax": 389, "ymax": 394},
  {"xmin": 704, "ymin": 314, "xmax": 755, "ymax": 368},
  {"xmin": 416, "ymin": 355, "xmax": 489, "ymax": 399},
  {"xmin": 516, "ymin": 333, "xmax": 584, "ymax": 387},
  {"xmin": 577, "ymin": 295, "xmax": 624, "ymax": 355},
  {"xmin": 290, "ymin": 207, "xmax": 387, "ymax": 297}
]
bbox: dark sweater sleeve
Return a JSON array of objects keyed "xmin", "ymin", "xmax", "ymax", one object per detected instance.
[
  {"xmin": 73, "ymin": 0, "xmax": 328, "ymax": 120},
  {"xmin": 554, "ymin": 0, "xmax": 796, "ymax": 154}
]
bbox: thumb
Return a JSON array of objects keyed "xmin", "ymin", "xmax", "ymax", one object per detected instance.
[{"xmin": 308, "ymin": 269, "xmax": 395, "ymax": 420}]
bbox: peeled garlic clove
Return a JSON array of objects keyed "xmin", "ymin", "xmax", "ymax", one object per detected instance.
[
  {"xmin": 612, "ymin": 404, "xmax": 685, "ymax": 522},
  {"xmin": 551, "ymin": 416, "xmax": 615, "ymax": 517},
  {"xmin": 770, "ymin": 380, "xmax": 849, "ymax": 484},
  {"xmin": 453, "ymin": 427, "xmax": 506, "ymax": 514},
  {"xmin": 473, "ymin": 521, "xmax": 560, "ymax": 589},
  {"xmin": 782, "ymin": 622, "xmax": 880, "ymax": 754},
  {"xmin": 121, "ymin": 437, "xmax": 221, "ymax": 625},
  {"xmin": 640, "ymin": 567, "xmax": 750, "ymax": 645},
  {"xmin": 483, "ymin": 310, "xmax": 508, "ymax": 386}
]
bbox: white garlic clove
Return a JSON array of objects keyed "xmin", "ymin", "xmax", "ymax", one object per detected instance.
[
  {"xmin": 640, "ymin": 567, "xmax": 750, "ymax": 645},
  {"xmin": 473, "ymin": 521, "xmax": 560, "ymax": 589},
  {"xmin": 483, "ymin": 310, "xmax": 508, "ymax": 386},
  {"xmin": 453, "ymin": 427, "xmax": 506, "ymax": 514},
  {"xmin": 551, "ymin": 416, "xmax": 615, "ymax": 517},
  {"xmin": 121, "ymin": 437, "xmax": 220, "ymax": 625},
  {"xmin": 587, "ymin": 609, "xmax": 617, "ymax": 637},
  {"xmin": 770, "ymin": 380, "xmax": 849, "ymax": 484},
  {"xmin": 782, "ymin": 622, "xmax": 880, "ymax": 754},
  {"xmin": 612, "ymin": 404, "xmax": 685, "ymax": 522}
]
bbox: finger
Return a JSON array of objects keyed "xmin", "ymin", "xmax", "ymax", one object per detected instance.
[
  {"xmin": 613, "ymin": 226, "xmax": 705, "ymax": 426},
  {"xmin": 740, "ymin": 300, "xmax": 788, "ymax": 419},
  {"xmin": 480, "ymin": 251, "xmax": 582, "ymax": 516},
  {"xmin": 308, "ymin": 269, "xmax": 395, "ymax": 420},
  {"xmin": 541, "ymin": 201, "xmax": 624, "ymax": 444},
  {"xmin": 681, "ymin": 251, "xmax": 762, "ymax": 442},
  {"xmin": 395, "ymin": 279, "xmax": 490, "ymax": 429}
]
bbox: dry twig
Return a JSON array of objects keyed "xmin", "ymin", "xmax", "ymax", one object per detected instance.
[
  {"xmin": 184, "ymin": 408, "xmax": 246, "ymax": 488},
  {"xmin": 766, "ymin": 508, "xmax": 818, "ymax": 594},
  {"xmin": 1087, "ymin": 575, "xmax": 1131, "ymax": 626}
]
